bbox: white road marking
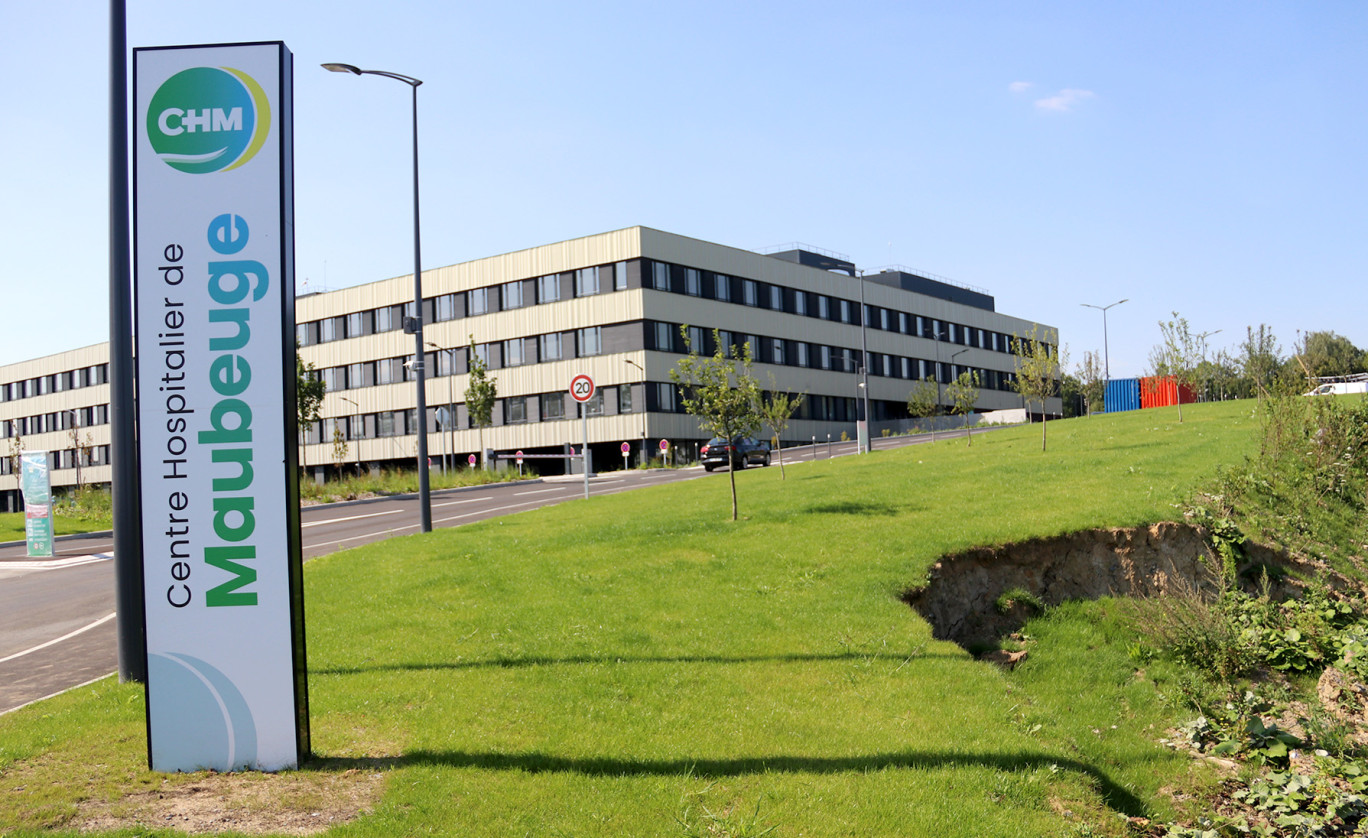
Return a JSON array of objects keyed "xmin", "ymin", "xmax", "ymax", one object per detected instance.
[
  {"xmin": 301, "ymin": 509, "xmax": 404, "ymax": 528},
  {"xmin": 0, "ymin": 612, "xmax": 117, "ymax": 665},
  {"xmin": 0, "ymin": 554, "xmax": 113, "ymax": 571}
]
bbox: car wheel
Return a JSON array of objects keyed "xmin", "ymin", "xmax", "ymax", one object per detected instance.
[
  {"xmin": 704, "ymin": 464, "xmax": 715, "ymax": 472},
  {"xmin": 762, "ymin": 454, "xmax": 771, "ymax": 467}
]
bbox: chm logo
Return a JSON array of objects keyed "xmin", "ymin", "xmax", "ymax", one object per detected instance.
[{"xmin": 148, "ymin": 67, "xmax": 270, "ymax": 174}]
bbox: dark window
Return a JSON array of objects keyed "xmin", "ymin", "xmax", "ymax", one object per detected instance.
[
  {"xmin": 541, "ymin": 393, "xmax": 565, "ymax": 420},
  {"xmin": 652, "ymin": 262, "xmax": 671, "ymax": 291},
  {"xmin": 469, "ymin": 287, "xmax": 488, "ymax": 315},
  {"xmin": 575, "ymin": 267, "xmax": 600, "ymax": 297},
  {"xmin": 578, "ymin": 326, "xmax": 602, "ymax": 357},
  {"xmin": 540, "ymin": 332, "xmax": 563, "ymax": 361},
  {"xmin": 742, "ymin": 279, "xmax": 758, "ymax": 306},
  {"xmin": 539, "ymin": 274, "xmax": 561, "ymax": 303}
]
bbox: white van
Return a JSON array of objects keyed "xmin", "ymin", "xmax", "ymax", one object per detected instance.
[{"xmin": 1304, "ymin": 380, "xmax": 1368, "ymax": 396}]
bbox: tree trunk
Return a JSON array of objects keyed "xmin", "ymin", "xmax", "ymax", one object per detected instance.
[{"xmin": 728, "ymin": 467, "xmax": 738, "ymax": 521}]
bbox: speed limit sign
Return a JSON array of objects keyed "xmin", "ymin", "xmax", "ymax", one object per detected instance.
[{"xmin": 570, "ymin": 373, "xmax": 595, "ymax": 403}]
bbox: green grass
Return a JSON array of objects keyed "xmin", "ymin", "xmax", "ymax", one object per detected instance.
[{"xmin": 0, "ymin": 401, "xmax": 1265, "ymax": 836}]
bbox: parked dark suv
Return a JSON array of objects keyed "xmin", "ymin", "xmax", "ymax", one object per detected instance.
[{"xmin": 701, "ymin": 437, "xmax": 771, "ymax": 471}]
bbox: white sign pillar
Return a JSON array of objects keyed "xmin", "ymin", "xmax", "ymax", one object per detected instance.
[{"xmin": 133, "ymin": 42, "xmax": 307, "ymax": 773}]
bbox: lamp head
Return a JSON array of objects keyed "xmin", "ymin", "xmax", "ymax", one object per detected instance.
[{"xmin": 321, "ymin": 62, "xmax": 363, "ymax": 75}]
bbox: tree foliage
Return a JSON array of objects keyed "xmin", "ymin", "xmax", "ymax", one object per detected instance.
[
  {"xmin": 670, "ymin": 328, "xmax": 761, "ymax": 520},
  {"xmin": 906, "ymin": 379, "xmax": 938, "ymax": 423},
  {"xmin": 1077, "ymin": 350, "xmax": 1105, "ymax": 415},
  {"xmin": 296, "ymin": 350, "xmax": 325, "ymax": 469},
  {"xmin": 331, "ymin": 422, "xmax": 349, "ymax": 481},
  {"xmin": 1148, "ymin": 312, "xmax": 1209, "ymax": 423},
  {"xmin": 1294, "ymin": 331, "xmax": 1367, "ymax": 382},
  {"xmin": 944, "ymin": 369, "xmax": 981, "ymax": 446},
  {"xmin": 1011, "ymin": 325, "xmax": 1060, "ymax": 451},
  {"xmin": 758, "ymin": 374, "xmax": 804, "ymax": 480},
  {"xmin": 1239, "ymin": 324, "xmax": 1283, "ymax": 400},
  {"xmin": 464, "ymin": 336, "xmax": 498, "ymax": 468}
]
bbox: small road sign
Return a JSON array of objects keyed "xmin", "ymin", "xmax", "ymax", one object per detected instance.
[{"xmin": 570, "ymin": 374, "xmax": 595, "ymax": 403}]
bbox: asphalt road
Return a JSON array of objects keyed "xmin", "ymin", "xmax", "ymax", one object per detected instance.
[{"xmin": 0, "ymin": 432, "xmax": 957, "ymax": 714}]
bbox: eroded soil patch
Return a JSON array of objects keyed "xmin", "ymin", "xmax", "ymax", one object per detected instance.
[
  {"xmin": 74, "ymin": 765, "xmax": 387, "ymax": 835},
  {"xmin": 902, "ymin": 521, "xmax": 1327, "ymax": 650}
]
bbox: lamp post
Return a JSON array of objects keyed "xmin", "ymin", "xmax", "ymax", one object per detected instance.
[
  {"xmin": 1080, "ymin": 299, "xmax": 1128, "ymax": 381},
  {"xmin": 857, "ymin": 271, "xmax": 871, "ymax": 453},
  {"xmin": 324, "ymin": 62, "xmax": 431, "ymax": 532},
  {"xmin": 339, "ymin": 397, "xmax": 360, "ymax": 478},
  {"xmin": 933, "ymin": 324, "xmax": 949, "ymax": 438},
  {"xmin": 624, "ymin": 358, "xmax": 647, "ymax": 467},
  {"xmin": 427, "ymin": 342, "xmax": 456, "ymax": 474}
]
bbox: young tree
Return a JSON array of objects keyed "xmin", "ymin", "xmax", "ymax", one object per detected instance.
[
  {"xmin": 1238, "ymin": 324, "xmax": 1282, "ymax": 401},
  {"xmin": 296, "ymin": 351, "xmax": 325, "ymax": 472},
  {"xmin": 670, "ymin": 327, "xmax": 761, "ymax": 521},
  {"xmin": 758, "ymin": 374, "xmax": 804, "ymax": 480},
  {"xmin": 6, "ymin": 434, "xmax": 22, "ymax": 497},
  {"xmin": 331, "ymin": 422, "xmax": 349, "ymax": 482},
  {"xmin": 1011, "ymin": 325, "xmax": 1061, "ymax": 452},
  {"xmin": 944, "ymin": 369, "xmax": 981, "ymax": 446},
  {"xmin": 464, "ymin": 336, "xmax": 497, "ymax": 469},
  {"xmin": 1147, "ymin": 312, "xmax": 1208, "ymax": 423},
  {"xmin": 1077, "ymin": 350, "xmax": 1105, "ymax": 416},
  {"xmin": 906, "ymin": 379, "xmax": 938, "ymax": 432}
]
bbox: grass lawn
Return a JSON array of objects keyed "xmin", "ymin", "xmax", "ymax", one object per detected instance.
[
  {"xmin": 0, "ymin": 401, "xmax": 1264, "ymax": 836},
  {"xmin": 0, "ymin": 511, "xmax": 110, "ymax": 544}
]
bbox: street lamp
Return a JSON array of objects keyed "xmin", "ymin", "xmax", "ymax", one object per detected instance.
[
  {"xmin": 624, "ymin": 358, "xmax": 648, "ymax": 467},
  {"xmin": 1080, "ymin": 299, "xmax": 1128, "ymax": 381},
  {"xmin": 856, "ymin": 271, "xmax": 871, "ymax": 454},
  {"xmin": 324, "ymin": 62, "xmax": 431, "ymax": 532},
  {"xmin": 427, "ymin": 342, "xmax": 456, "ymax": 475}
]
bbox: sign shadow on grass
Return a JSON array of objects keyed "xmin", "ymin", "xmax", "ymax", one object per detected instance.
[{"xmin": 308, "ymin": 749, "xmax": 1147, "ymax": 819}]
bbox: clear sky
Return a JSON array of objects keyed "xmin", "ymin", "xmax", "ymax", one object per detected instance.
[{"xmin": 3, "ymin": 1, "xmax": 1364, "ymax": 379}]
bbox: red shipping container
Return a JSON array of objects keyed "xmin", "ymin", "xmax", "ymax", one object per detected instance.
[{"xmin": 1140, "ymin": 376, "xmax": 1196, "ymax": 408}]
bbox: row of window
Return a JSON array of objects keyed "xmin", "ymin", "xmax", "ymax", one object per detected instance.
[
  {"xmin": 647, "ymin": 322, "xmax": 1020, "ymax": 392},
  {"xmin": 312, "ymin": 327, "xmax": 606, "ymax": 394},
  {"xmin": 646, "ymin": 260, "xmax": 1022, "ymax": 354},
  {"xmin": 0, "ymin": 364, "xmax": 110, "ymax": 404},
  {"xmin": 2, "ymin": 405, "xmax": 109, "ymax": 440},
  {"xmin": 304, "ymin": 385, "xmax": 634, "ymax": 445},
  {"xmin": 0, "ymin": 445, "xmax": 110, "ymax": 474},
  {"xmin": 298, "ymin": 262, "xmax": 631, "ymax": 347}
]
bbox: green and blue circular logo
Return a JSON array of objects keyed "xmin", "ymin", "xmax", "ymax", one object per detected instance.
[{"xmin": 147, "ymin": 67, "xmax": 271, "ymax": 174}]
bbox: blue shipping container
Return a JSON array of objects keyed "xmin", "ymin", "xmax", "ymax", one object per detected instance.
[{"xmin": 1105, "ymin": 378, "xmax": 1142, "ymax": 413}]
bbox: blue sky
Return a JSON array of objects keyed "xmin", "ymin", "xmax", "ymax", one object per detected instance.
[{"xmin": 2, "ymin": 1, "xmax": 1363, "ymax": 378}]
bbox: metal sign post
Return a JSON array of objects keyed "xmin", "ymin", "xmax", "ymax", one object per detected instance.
[{"xmin": 570, "ymin": 374, "xmax": 595, "ymax": 499}]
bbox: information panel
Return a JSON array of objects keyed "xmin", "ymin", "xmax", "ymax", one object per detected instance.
[
  {"xmin": 133, "ymin": 42, "xmax": 307, "ymax": 772},
  {"xmin": 20, "ymin": 452, "xmax": 53, "ymax": 558}
]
